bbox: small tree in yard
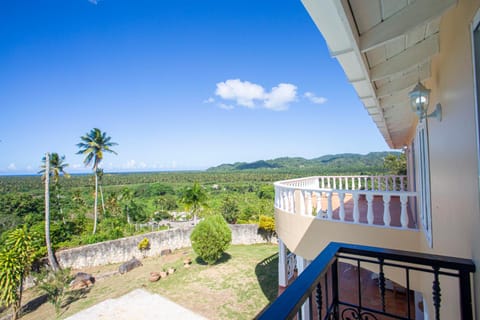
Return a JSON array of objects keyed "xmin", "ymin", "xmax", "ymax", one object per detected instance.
[
  {"xmin": 0, "ymin": 227, "xmax": 37, "ymax": 320},
  {"xmin": 190, "ymin": 215, "xmax": 232, "ymax": 265},
  {"xmin": 37, "ymin": 268, "xmax": 73, "ymax": 317}
]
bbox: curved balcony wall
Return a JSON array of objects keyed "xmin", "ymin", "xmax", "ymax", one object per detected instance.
[{"xmin": 275, "ymin": 176, "xmax": 421, "ymax": 260}]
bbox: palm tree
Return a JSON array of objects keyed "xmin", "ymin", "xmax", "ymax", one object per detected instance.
[
  {"xmin": 39, "ymin": 153, "xmax": 69, "ymax": 272},
  {"xmin": 76, "ymin": 128, "xmax": 117, "ymax": 234},
  {"xmin": 180, "ymin": 182, "xmax": 209, "ymax": 225}
]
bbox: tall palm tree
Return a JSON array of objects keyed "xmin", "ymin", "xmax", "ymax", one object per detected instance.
[
  {"xmin": 180, "ymin": 182, "xmax": 209, "ymax": 225},
  {"xmin": 39, "ymin": 153, "xmax": 69, "ymax": 271},
  {"xmin": 76, "ymin": 128, "xmax": 117, "ymax": 234}
]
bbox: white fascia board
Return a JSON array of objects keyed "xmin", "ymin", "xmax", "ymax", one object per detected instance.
[
  {"xmin": 301, "ymin": 0, "xmax": 353, "ymax": 53},
  {"xmin": 360, "ymin": 0, "xmax": 457, "ymax": 52}
]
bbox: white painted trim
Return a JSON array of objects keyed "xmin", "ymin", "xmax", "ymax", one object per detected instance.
[{"xmin": 415, "ymin": 121, "xmax": 433, "ymax": 247}]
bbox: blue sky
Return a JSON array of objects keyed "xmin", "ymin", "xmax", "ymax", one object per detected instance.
[{"xmin": 0, "ymin": 0, "xmax": 390, "ymax": 174}]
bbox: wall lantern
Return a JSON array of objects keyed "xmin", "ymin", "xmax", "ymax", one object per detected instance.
[{"xmin": 408, "ymin": 82, "xmax": 442, "ymax": 122}]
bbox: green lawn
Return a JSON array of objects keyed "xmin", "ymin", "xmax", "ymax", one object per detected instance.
[{"xmin": 16, "ymin": 244, "xmax": 278, "ymax": 320}]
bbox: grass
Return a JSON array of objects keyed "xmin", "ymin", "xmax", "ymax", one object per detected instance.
[{"xmin": 13, "ymin": 244, "xmax": 278, "ymax": 320}]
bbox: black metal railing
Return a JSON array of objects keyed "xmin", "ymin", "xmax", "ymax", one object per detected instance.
[{"xmin": 256, "ymin": 242, "xmax": 475, "ymax": 320}]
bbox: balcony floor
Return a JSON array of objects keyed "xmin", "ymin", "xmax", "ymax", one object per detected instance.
[
  {"xmin": 279, "ymin": 262, "xmax": 417, "ymax": 319},
  {"xmin": 316, "ymin": 194, "xmax": 417, "ymax": 229}
]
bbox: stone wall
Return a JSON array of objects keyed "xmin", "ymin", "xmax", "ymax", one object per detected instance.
[{"xmin": 56, "ymin": 224, "xmax": 276, "ymax": 269}]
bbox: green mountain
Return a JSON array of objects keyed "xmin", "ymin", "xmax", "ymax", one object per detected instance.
[{"xmin": 206, "ymin": 152, "xmax": 401, "ymax": 172}]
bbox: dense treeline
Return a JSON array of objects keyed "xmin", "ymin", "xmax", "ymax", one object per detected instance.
[{"xmin": 0, "ymin": 152, "xmax": 405, "ymax": 250}]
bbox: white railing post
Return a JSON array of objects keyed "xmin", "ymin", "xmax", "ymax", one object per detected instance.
[
  {"xmin": 383, "ymin": 194, "xmax": 391, "ymax": 226},
  {"xmin": 339, "ymin": 192, "xmax": 346, "ymax": 221},
  {"xmin": 353, "ymin": 193, "xmax": 360, "ymax": 223},
  {"xmin": 316, "ymin": 192, "xmax": 322, "ymax": 216},
  {"xmin": 288, "ymin": 190, "xmax": 294, "ymax": 213},
  {"xmin": 400, "ymin": 194, "xmax": 409, "ymax": 228},
  {"xmin": 298, "ymin": 191, "xmax": 305, "ymax": 215},
  {"xmin": 366, "ymin": 193, "xmax": 374, "ymax": 225},
  {"xmin": 327, "ymin": 191, "xmax": 333, "ymax": 220},
  {"xmin": 306, "ymin": 191, "xmax": 312, "ymax": 216}
]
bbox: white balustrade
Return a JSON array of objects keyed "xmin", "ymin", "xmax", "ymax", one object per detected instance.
[{"xmin": 274, "ymin": 175, "xmax": 417, "ymax": 230}]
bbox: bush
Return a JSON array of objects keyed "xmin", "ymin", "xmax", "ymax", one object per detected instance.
[
  {"xmin": 190, "ymin": 215, "xmax": 232, "ymax": 265},
  {"xmin": 138, "ymin": 237, "xmax": 150, "ymax": 257},
  {"xmin": 258, "ymin": 215, "xmax": 275, "ymax": 233}
]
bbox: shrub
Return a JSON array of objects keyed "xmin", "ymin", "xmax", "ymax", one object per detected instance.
[
  {"xmin": 138, "ymin": 237, "xmax": 150, "ymax": 257},
  {"xmin": 258, "ymin": 215, "xmax": 275, "ymax": 233},
  {"xmin": 190, "ymin": 215, "xmax": 232, "ymax": 265}
]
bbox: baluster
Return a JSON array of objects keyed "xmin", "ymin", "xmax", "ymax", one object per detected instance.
[
  {"xmin": 385, "ymin": 176, "xmax": 390, "ymax": 191},
  {"xmin": 377, "ymin": 176, "xmax": 381, "ymax": 191},
  {"xmin": 358, "ymin": 177, "xmax": 362, "ymax": 190},
  {"xmin": 339, "ymin": 192, "xmax": 345, "ymax": 221},
  {"xmin": 400, "ymin": 195, "xmax": 409, "ymax": 228},
  {"xmin": 366, "ymin": 194, "xmax": 374, "ymax": 224},
  {"xmin": 321, "ymin": 177, "xmax": 325, "ymax": 188},
  {"xmin": 306, "ymin": 191, "xmax": 312, "ymax": 216},
  {"xmin": 288, "ymin": 191, "xmax": 294, "ymax": 213},
  {"xmin": 327, "ymin": 177, "xmax": 331, "ymax": 189},
  {"xmin": 383, "ymin": 194, "xmax": 391, "ymax": 226},
  {"xmin": 353, "ymin": 193, "xmax": 360, "ymax": 223},
  {"xmin": 299, "ymin": 191, "xmax": 305, "ymax": 215},
  {"xmin": 316, "ymin": 192, "xmax": 322, "ymax": 217},
  {"xmin": 316, "ymin": 282, "xmax": 322, "ymax": 318},
  {"xmin": 333, "ymin": 178, "xmax": 337, "ymax": 190},
  {"xmin": 327, "ymin": 192, "xmax": 333, "ymax": 219},
  {"xmin": 432, "ymin": 266, "xmax": 442, "ymax": 320},
  {"xmin": 352, "ymin": 177, "xmax": 356, "ymax": 190},
  {"xmin": 378, "ymin": 258, "xmax": 386, "ymax": 312},
  {"xmin": 401, "ymin": 176, "xmax": 405, "ymax": 191}
]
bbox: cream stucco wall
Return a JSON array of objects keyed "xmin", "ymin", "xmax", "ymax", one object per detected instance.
[{"xmin": 425, "ymin": 0, "xmax": 480, "ymax": 316}]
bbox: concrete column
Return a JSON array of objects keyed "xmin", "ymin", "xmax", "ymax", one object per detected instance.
[
  {"xmin": 296, "ymin": 256, "xmax": 311, "ymax": 320},
  {"xmin": 278, "ymin": 239, "xmax": 288, "ymax": 287}
]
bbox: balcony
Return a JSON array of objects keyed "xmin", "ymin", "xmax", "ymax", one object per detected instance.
[
  {"xmin": 274, "ymin": 176, "xmax": 422, "ymax": 260},
  {"xmin": 257, "ymin": 242, "xmax": 476, "ymax": 320}
]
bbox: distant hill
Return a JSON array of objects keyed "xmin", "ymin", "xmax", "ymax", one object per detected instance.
[{"xmin": 206, "ymin": 152, "xmax": 401, "ymax": 173}]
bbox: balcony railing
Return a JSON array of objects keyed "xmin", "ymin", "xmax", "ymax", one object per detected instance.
[
  {"xmin": 256, "ymin": 242, "xmax": 476, "ymax": 320},
  {"xmin": 274, "ymin": 176, "xmax": 418, "ymax": 229}
]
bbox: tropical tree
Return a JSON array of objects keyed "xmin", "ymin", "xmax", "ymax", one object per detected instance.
[
  {"xmin": 0, "ymin": 227, "xmax": 37, "ymax": 319},
  {"xmin": 119, "ymin": 187, "xmax": 134, "ymax": 224},
  {"xmin": 76, "ymin": 128, "xmax": 117, "ymax": 234},
  {"xmin": 39, "ymin": 152, "xmax": 69, "ymax": 272},
  {"xmin": 180, "ymin": 182, "xmax": 209, "ymax": 225}
]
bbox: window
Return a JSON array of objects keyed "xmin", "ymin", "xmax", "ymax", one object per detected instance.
[{"xmin": 415, "ymin": 121, "xmax": 432, "ymax": 247}]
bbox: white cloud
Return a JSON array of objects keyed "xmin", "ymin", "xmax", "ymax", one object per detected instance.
[
  {"xmin": 7, "ymin": 163, "xmax": 16, "ymax": 170},
  {"xmin": 214, "ymin": 79, "xmax": 298, "ymax": 111},
  {"xmin": 26, "ymin": 165, "xmax": 33, "ymax": 172},
  {"xmin": 304, "ymin": 92, "xmax": 327, "ymax": 104},
  {"xmin": 203, "ymin": 97, "xmax": 215, "ymax": 104},
  {"xmin": 215, "ymin": 79, "xmax": 265, "ymax": 108},
  {"xmin": 264, "ymin": 83, "xmax": 297, "ymax": 111},
  {"xmin": 218, "ymin": 103, "xmax": 235, "ymax": 110},
  {"xmin": 88, "ymin": 0, "xmax": 99, "ymax": 4}
]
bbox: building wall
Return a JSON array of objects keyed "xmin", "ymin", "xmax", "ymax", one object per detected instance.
[{"xmin": 423, "ymin": 0, "xmax": 480, "ymax": 316}]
